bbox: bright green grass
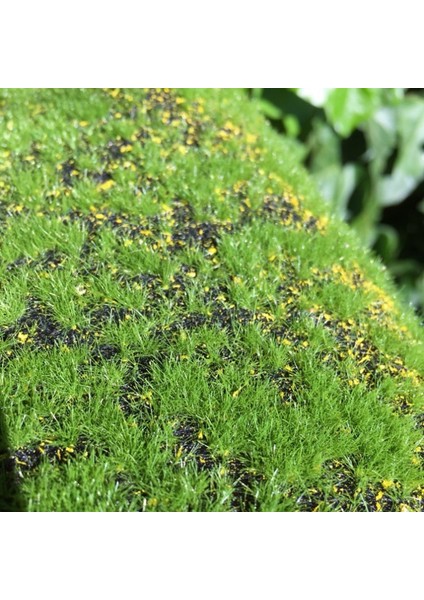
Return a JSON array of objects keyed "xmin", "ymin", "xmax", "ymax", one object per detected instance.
[{"xmin": 0, "ymin": 88, "xmax": 423, "ymax": 512}]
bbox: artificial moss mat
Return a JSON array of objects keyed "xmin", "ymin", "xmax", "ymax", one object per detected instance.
[{"xmin": 0, "ymin": 88, "xmax": 423, "ymax": 511}]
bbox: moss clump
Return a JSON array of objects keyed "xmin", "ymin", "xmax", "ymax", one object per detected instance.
[{"xmin": 0, "ymin": 88, "xmax": 423, "ymax": 511}]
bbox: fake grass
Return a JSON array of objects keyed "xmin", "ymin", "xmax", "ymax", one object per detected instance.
[{"xmin": 0, "ymin": 88, "xmax": 423, "ymax": 512}]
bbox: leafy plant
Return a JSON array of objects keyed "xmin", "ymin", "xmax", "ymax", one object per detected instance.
[{"xmin": 249, "ymin": 88, "xmax": 424, "ymax": 317}]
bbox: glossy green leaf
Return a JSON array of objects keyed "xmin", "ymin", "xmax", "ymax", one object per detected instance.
[
  {"xmin": 378, "ymin": 97, "xmax": 424, "ymax": 206},
  {"xmin": 324, "ymin": 89, "xmax": 381, "ymax": 137}
]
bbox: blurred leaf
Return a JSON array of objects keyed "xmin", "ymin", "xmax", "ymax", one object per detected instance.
[
  {"xmin": 250, "ymin": 88, "xmax": 263, "ymax": 100},
  {"xmin": 351, "ymin": 181, "xmax": 382, "ymax": 247},
  {"xmin": 380, "ymin": 88, "xmax": 405, "ymax": 105},
  {"xmin": 261, "ymin": 89, "xmax": 322, "ymax": 133},
  {"xmin": 307, "ymin": 119, "xmax": 340, "ymax": 171},
  {"xmin": 363, "ymin": 106, "xmax": 397, "ymax": 177},
  {"xmin": 254, "ymin": 98, "xmax": 283, "ymax": 120},
  {"xmin": 296, "ymin": 88, "xmax": 332, "ymax": 107},
  {"xmin": 324, "ymin": 89, "xmax": 381, "ymax": 137},
  {"xmin": 313, "ymin": 163, "xmax": 357, "ymax": 219},
  {"xmin": 389, "ymin": 260, "xmax": 424, "ymax": 313},
  {"xmin": 373, "ymin": 225, "xmax": 399, "ymax": 262},
  {"xmin": 246, "ymin": 87, "xmax": 424, "ymax": 316},
  {"xmin": 389, "ymin": 258, "xmax": 422, "ymax": 279},
  {"xmin": 378, "ymin": 171, "xmax": 418, "ymax": 206},
  {"xmin": 283, "ymin": 114, "xmax": 300, "ymax": 138},
  {"xmin": 378, "ymin": 97, "xmax": 424, "ymax": 206},
  {"xmin": 395, "ymin": 97, "xmax": 424, "ymax": 174},
  {"xmin": 306, "ymin": 119, "xmax": 357, "ymax": 219}
]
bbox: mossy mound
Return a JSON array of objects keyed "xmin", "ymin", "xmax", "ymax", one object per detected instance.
[{"xmin": 0, "ymin": 88, "xmax": 423, "ymax": 511}]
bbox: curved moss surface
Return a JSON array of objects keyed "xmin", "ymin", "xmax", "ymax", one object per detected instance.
[{"xmin": 0, "ymin": 88, "xmax": 423, "ymax": 511}]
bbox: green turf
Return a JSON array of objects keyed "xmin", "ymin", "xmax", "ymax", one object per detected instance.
[{"xmin": 0, "ymin": 88, "xmax": 423, "ymax": 511}]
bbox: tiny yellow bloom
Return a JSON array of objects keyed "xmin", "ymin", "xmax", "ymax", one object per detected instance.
[
  {"xmin": 97, "ymin": 179, "xmax": 115, "ymax": 192},
  {"xmin": 381, "ymin": 480, "xmax": 393, "ymax": 490},
  {"xmin": 119, "ymin": 144, "xmax": 133, "ymax": 153}
]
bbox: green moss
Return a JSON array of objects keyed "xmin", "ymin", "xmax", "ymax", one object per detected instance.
[{"xmin": 0, "ymin": 88, "xmax": 423, "ymax": 512}]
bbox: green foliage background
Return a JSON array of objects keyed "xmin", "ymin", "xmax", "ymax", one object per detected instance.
[{"xmin": 249, "ymin": 88, "xmax": 424, "ymax": 318}]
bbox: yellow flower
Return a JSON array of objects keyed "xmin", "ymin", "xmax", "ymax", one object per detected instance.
[
  {"xmin": 97, "ymin": 179, "xmax": 115, "ymax": 192},
  {"xmin": 381, "ymin": 480, "xmax": 394, "ymax": 490}
]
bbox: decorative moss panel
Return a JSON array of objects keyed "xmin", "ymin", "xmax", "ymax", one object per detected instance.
[{"xmin": 0, "ymin": 88, "xmax": 423, "ymax": 512}]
